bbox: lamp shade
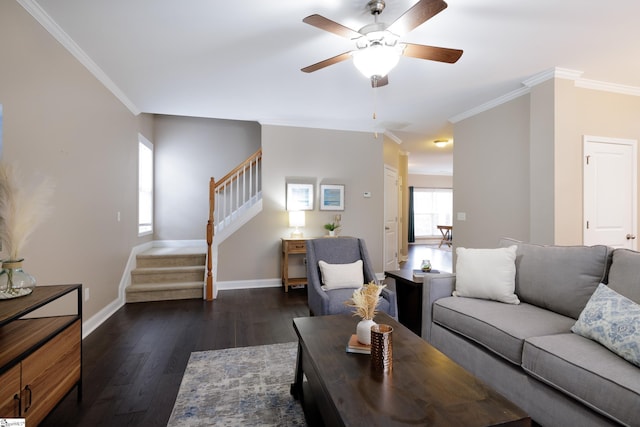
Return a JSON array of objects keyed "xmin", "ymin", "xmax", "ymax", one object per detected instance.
[
  {"xmin": 289, "ymin": 211, "xmax": 305, "ymax": 228},
  {"xmin": 352, "ymin": 43, "xmax": 401, "ymax": 78}
]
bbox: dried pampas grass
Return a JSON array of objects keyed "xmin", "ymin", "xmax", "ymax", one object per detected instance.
[
  {"xmin": 0, "ymin": 163, "xmax": 54, "ymax": 260},
  {"xmin": 345, "ymin": 281, "xmax": 386, "ymax": 320}
]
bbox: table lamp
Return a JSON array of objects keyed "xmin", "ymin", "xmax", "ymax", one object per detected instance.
[{"xmin": 289, "ymin": 211, "xmax": 305, "ymax": 238}]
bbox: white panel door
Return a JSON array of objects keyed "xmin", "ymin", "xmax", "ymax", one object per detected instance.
[
  {"xmin": 384, "ymin": 166, "xmax": 399, "ymax": 271},
  {"xmin": 583, "ymin": 136, "xmax": 637, "ymax": 249}
]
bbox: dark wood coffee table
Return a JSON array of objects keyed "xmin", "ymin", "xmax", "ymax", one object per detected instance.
[{"xmin": 291, "ymin": 313, "xmax": 530, "ymax": 426}]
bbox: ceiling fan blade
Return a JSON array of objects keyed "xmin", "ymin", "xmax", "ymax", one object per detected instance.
[
  {"xmin": 387, "ymin": 0, "xmax": 448, "ymax": 36},
  {"xmin": 371, "ymin": 75, "xmax": 389, "ymax": 88},
  {"xmin": 402, "ymin": 43, "xmax": 462, "ymax": 63},
  {"xmin": 303, "ymin": 14, "xmax": 361, "ymax": 39},
  {"xmin": 301, "ymin": 52, "xmax": 352, "ymax": 73}
]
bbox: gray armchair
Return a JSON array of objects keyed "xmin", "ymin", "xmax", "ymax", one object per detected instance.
[{"xmin": 305, "ymin": 237, "xmax": 397, "ymax": 317}]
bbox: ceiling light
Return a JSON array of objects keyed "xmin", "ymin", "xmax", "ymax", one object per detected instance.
[
  {"xmin": 434, "ymin": 139, "xmax": 449, "ymax": 148},
  {"xmin": 352, "ymin": 42, "xmax": 401, "ymax": 79}
]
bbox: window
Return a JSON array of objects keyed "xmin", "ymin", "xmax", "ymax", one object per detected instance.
[
  {"xmin": 138, "ymin": 134, "xmax": 153, "ymax": 235},
  {"xmin": 413, "ymin": 188, "xmax": 452, "ymax": 237}
]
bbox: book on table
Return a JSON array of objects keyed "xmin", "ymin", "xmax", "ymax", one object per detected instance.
[{"xmin": 346, "ymin": 334, "xmax": 371, "ymax": 354}]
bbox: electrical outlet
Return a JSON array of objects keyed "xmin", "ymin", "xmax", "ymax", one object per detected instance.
[{"xmin": 85, "ymin": 288, "xmax": 90, "ymax": 301}]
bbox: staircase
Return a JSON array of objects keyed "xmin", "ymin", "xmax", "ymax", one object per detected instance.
[
  {"xmin": 206, "ymin": 149, "xmax": 262, "ymax": 300},
  {"xmin": 124, "ymin": 149, "xmax": 262, "ymax": 303},
  {"xmin": 126, "ymin": 246, "xmax": 207, "ymax": 303}
]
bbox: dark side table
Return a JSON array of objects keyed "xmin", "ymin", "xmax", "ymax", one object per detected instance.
[{"xmin": 385, "ymin": 269, "xmax": 441, "ymax": 336}]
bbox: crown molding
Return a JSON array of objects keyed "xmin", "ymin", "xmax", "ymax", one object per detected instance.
[
  {"xmin": 450, "ymin": 67, "xmax": 640, "ymax": 124},
  {"xmin": 449, "ymin": 85, "xmax": 530, "ymax": 124},
  {"xmin": 384, "ymin": 131, "xmax": 403, "ymax": 144},
  {"xmin": 522, "ymin": 67, "xmax": 583, "ymax": 87},
  {"xmin": 17, "ymin": 0, "xmax": 141, "ymax": 116},
  {"xmin": 575, "ymin": 79, "xmax": 640, "ymax": 96}
]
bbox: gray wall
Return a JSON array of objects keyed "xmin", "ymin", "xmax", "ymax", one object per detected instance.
[
  {"xmin": 529, "ymin": 80, "xmax": 556, "ymax": 244},
  {"xmin": 453, "ymin": 95, "xmax": 531, "ymax": 249},
  {"xmin": 452, "ymin": 77, "xmax": 640, "ymax": 251},
  {"xmin": 153, "ymin": 115, "xmax": 260, "ymax": 240},
  {"xmin": 0, "ymin": 1, "xmax": 152, "ymax": 320},
  {"xmin": 218, "ymin": 125, "xmax": 385, "ymax": 281}
]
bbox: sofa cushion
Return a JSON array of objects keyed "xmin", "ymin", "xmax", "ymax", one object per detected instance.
[
  {"xmin": 500, "ymin": 238, "xmax": 609, "ymax": 319},
  {"xmin": 453, "ymin": 245, "xmax": 520, "ymax": 304},
  {"xmin": 607, "ymin": 248, "xmax": 640, "ymax": 303},
  {"xmin": 433, "ymin": 296, "xmax": 575, "ymax": 365},
  {"xmin": 571, "ymin": 283, "xmax": 640, "ymax": 367},
  {"xmin": 523, "ymin": 333, "xmax": 640, "ymax": 426}
]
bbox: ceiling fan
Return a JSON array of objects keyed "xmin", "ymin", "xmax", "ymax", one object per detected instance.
[{"xmin": 301, "ymin": 0, "xmax": 463, "ymax": 87}]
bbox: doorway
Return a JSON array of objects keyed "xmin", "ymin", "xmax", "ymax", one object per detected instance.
[{"xmin": 583, "ymin": 135, "xmax": 637, "ymax": 249}]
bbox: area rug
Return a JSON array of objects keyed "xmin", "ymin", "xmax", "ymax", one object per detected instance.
[{"xmin": 167, "ymin": 342, "xmax": 306, "ymax": 427}]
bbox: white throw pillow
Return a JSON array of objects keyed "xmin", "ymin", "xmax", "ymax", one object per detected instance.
[
  {"xmin": 453, "ymin": 245, "xmax": 520, "ymax": 304},
  {"xmin": 318, "ymin": 260, "xmax": 364, "ymax": 290}
]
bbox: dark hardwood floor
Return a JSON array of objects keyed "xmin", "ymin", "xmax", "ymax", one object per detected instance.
[
  {"xmin": 40, "ymin": 244, "xmax": 450, "ymax": 427},
  {"xmin": 41, "ymin": 288, "xmax": 310, "ymax": 427}
]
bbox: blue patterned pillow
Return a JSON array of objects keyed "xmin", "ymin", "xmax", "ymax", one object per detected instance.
[{"xmin": 571, "ymin": 283, "xmax": 640, "ymax": 367}]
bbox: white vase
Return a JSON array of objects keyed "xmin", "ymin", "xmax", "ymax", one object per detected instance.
[{"xmin": 356, "ymin": 318, "xmax": 376, "ymax": 345}]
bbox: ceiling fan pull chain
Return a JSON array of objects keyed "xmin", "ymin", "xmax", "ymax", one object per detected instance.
[{"xmin": 372, "ymin": 81, "xmax": 378, "ymax": 120}]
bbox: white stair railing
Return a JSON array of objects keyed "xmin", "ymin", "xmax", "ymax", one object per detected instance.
[{"xmin": 206, "ymin": 149, "xmax": 262, "ymax": 300}]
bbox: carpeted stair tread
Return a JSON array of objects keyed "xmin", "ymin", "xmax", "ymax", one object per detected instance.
[
  {"xmin": 131, "ymin": 265, "xmax": 205, "ymax": 273},
  {"xmin": 131, "ymin": 266, "xmax": 205, "ymax": 285},
  {"xmin": 127, "ymin": 247, "xmax": 207, "ymax": 303},
  {"xmin": 126, "ymin": 281, "xmax": 203, "ymax": 303},
  {"xmin": 136, "ymin": 253, "xmax": 206, "ymax": 268},
  {"xmin": 126, "ymin": 281, "xmax": 204, "ymax": 291}
]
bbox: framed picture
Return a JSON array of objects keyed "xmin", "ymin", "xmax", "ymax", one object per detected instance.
[
  {"xmin": 320, "ymin": 184, "xmax": 344, "ymax": 211},
  {"xmin": 286, "ymin": 183, "xmax": 314, "ymax": 211}
]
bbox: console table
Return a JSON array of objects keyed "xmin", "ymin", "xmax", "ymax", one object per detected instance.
[
  {"xmin": 0, "ymin": 284, "xmax": 82, "ymax": 425},
  {"xmin": 281, "ymin": 238, "xmax": 309, "ymax": 292}
]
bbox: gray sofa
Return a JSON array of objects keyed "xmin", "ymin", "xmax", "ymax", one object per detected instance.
[{"xmin": 420, "ymin": 238, "xmax": 640, "ymax": 426}]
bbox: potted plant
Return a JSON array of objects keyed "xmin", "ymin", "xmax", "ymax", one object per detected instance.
[
  {"xmin": 0, "ymin": 163, "xmax": 54, "ymax": 299},
  {"xmin": 324, "ymin": 222, "xmax": 340, "ymax": 237}
]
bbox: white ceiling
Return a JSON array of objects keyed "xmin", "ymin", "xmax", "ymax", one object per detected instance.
[{"xmin": 25, "ymin": 0, "xmax": 640, "ymax": 175}]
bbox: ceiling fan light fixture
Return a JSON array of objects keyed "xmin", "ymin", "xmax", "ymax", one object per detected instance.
[{"xmin": 352, "ymin": 43, "xmax": 400, "ymax": 79}]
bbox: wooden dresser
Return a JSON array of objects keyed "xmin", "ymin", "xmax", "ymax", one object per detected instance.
[{"xmin": 0, "ymin": 284, "xmax": 82, "ymax": 425}]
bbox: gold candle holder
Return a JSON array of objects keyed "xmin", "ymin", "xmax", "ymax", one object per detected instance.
[{"xmin": 370, "ymin": 324, "xmax": 393, "ymax": 373}]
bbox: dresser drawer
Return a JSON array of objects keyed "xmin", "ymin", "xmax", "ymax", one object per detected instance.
[{"xmin": 288, "ymin": 241, "xmax": 306, "ymax": 252}]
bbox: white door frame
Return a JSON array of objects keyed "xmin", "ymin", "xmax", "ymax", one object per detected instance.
[{"xmin": 384, "ymin": 165, "xmax": 399, "ymax": 271}]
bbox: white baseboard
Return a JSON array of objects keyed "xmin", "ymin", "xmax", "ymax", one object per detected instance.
[
  {"xmin": 217, "ymin": 274, "xmax": 386, "ymax": 291},
  {"xmin": 216, "ymin": 278, "xmax": 282, "ymax": 291},
  {"xmin": 82, "ymin": 297, "xmax": 124, "ymax": 339}
]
